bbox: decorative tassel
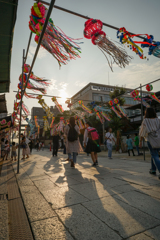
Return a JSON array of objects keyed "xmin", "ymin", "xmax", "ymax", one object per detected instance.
[
  {"xmin": 51, "ymin": 97, "xmax": 64, "ymax": 113},
  {"xmin": 78, "ymin": 100, "xmax": 92, "ymax": 114},
  {"xmin": 50, "ymin": 116, "xmax": 55, "ymax": 128}
]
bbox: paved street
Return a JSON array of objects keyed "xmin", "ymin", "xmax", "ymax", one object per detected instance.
[{"xmin": 11, "ymin": 149, "xmax": 160, "ymax": 240}]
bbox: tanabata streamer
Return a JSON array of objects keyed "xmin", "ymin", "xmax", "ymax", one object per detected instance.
[
  {"xmin": 96, "ymin": 112, "xmax": 104, "ymax": 124},
  {"xmin": 134, "ymin": 95, "xmax": 150, "ymax": 108},
  {"xmin": 117, "ymin": 28, "xmax": 152, "ymax": 59},
  {"xmin": 78, "ymin": 118, "xmax": 84, "ymax": 129},
  {"xmin": 150, "ymin": 93, "xmax": 160, "ymax": 103},
  {"xmin": 29, "ymin": 2, "xmax": 82, "ymax": 67},
  {"xmin": 38, "ymin": 96, "xmax": 54, "ymax": 118},
  {"xmin": 50, "ymin": 116, "xmax": 55, "ymax": 128},
  {"xmin": 84, "ymin": 19, "xmax": 132, "ymax": 71},
  {"xmin": 78, "ymin": 100, "xmax": 92, "ymax": 114},
  {"xmin": 34, "ymin": 116, "xmax": 39, "ymax": 128},
  {"xmin": 51, "ymin": 97, "xmax": 64, "ymax": 113},
  {"xmin": 43, "ymin": 116, "xmax": 50, "ymax": 131},
  {"xmin": 100, "ymin": 111, "xmax": 111, "ymax": 121},
  {"xmin": 114, "ymin": 98, "xmax": 127, "ymax": 118},
  {"xmin": 22, "ymin": 103, "xmax": 30, "ymax": 116},
  {"xmin": 130, "ymin": 90, "xmax": 139, "ymax": 98},
  {"xmin": 109, "ymin": 100, "xmax": 122, "ymax": 118},
  {"xmin": 25, "ymin": 117, "xmax": 35, "ymax": 136},
  {"xmin": 59, "ymin": 117, "xmax": 64, "ymax": 132}
]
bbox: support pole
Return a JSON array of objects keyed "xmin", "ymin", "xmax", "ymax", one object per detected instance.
[
  {"xmin": 17, "ymin": 49, "xmax": 25, "ymax": 174},
  {"xmin": 140, "ymin": 84, "xmax": 145, "ymax": 161}
]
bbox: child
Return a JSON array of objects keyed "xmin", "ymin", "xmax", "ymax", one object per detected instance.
[
  {"xmin": 1, "ymin": 138, "xmax": 5, "ymax": 160},
  {"xmin": 21, "ymin": 136, "xmax": 30, "ymax": 160},
  {"xmin": 11, "ymin": 142, "xmax": 17, "ymax": 161},
  {"xmin": 4, "ymin": 140, "xmax": 10, "ymax": 160}
]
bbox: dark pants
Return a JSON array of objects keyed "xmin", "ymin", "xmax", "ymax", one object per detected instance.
[
  {"xmin": 53, "ymin": 145, "xmax": 58, "ymax": 156},
  {"xmin": 128, "ymin": 149, "xmax": 135, "ymax": 156},
  {"xmin": 29, "ymin": 147, "xmax": 32, "ymax": 154}
]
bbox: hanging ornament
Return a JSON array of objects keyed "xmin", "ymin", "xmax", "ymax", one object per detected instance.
[
  {"xmin": 78, "ymin": 100, "xmax": 92, "ymax": 114},
  {"xmin": 113, "ymin": 98, "xmax": 119, "ymax": 105},
  {"xmin": 78, "ymin": 118, "xmax": 84, "ymax": 129},
  {"xmin": 51, "ymin": 97, "xmax": 64, "ymax": 113},
  {"xmin": 100, "ymin": 111, "xmax": 111, "ymax": 121},
  {"xmin": 130, "ymin": 90, "xmax": 139, "ymax": 98},
  {"xmin": 29, "ymin": 2, "xmax": 82, "ymax": 67},
  {"xmin": 16, "ymin": 92, "xmax": 21, "ymax": 100},
  {"xmin": 84, "ymin": 19, "xmax": 132, "ymax": 71},
  {"xmin": 38, "ymin": 97, "xmax": 54, "ymax": 118},
  {"xmin": 34, "ymin": 116, "xmax": 39, "ymax": 128},
  {"xmin": 22, "ymin": 103, "xmax": 30, "ymax": 116},
  {"xmin": 150, "ymin": 93, "xmax": 160, "ymax": 103},
  {"xmin": 148, "ymin": 42, "xmax": 160, "ymax": 58},
  {"xmin": 109, "ymin": 100, "xmax": 121, "ymax": 118},
  {"xmin": 96, "ymin": 112, "xmax": 104, "ymax": 124},
  {"xmin": 25, "ymin": 117, "xmax": 35, "ymax": 136},
  {"xmin": 50, "ymin": 116, "xmax": 55, "ymax": 128},
  {"xmin": 43, "ymin": 116, "xmax": 50, "ymax": 131},
  {"xmin": 146, "ymin": 84, "xmax": 153, "ymax": 92},
  {"xmin": 117, "ymin": 28, "xmax": 151, "ymax": 59},
  {"xmin": 59, "ymin": 117, "xmax": 64, "ymax": 132}
]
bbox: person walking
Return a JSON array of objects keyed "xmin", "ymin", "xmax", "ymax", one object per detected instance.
[
  {"xmin": 36, "ymin": 140, "xmax": 39, "ymax": 151},
  {"xmin": 21, "ymin": 136, "xmax": 30, "ymax": 160},
  {"xmin": 126, "ymin": 135, "xmax": 135, "ymax": 156},
  {"xmin": 105, "ymin": 128, "xmax": 115, "ymax": 159},
  {"xmin": 52, "ymin": 131, "xmax": 60, "ymax": 157},
  {"xmin": 134, "ymin": 133, "xmax": 140, "ymax": 156},
  {"xmin": 84, "ymin": 122, "xmax": 101, "ymax": 166},
  {"xmin": 64, "ymin": 117, "xmax": 83, "ymax": 168},
  {"xmin": 139, "ymin": 107, "xmax": 160, "ymax": 179}
]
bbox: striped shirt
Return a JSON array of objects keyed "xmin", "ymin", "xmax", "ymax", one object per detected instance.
[{"xmin": 139, "ymin": 118, "xmax": 160, "ymax": 139}]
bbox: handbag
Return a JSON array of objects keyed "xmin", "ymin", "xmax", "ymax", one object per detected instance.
[{"xmin": 146, "ymin": 119, "xmax": 160, "ymax": 149}]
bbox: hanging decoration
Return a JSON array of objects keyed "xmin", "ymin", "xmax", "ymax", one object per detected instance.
[
  {"xmin": 59, "ymin": 117, "xmax": 64, "ymax": 132},
  {"xmin": 100, "ymin": 111, "xmax": 111, "ymax": 121},
  {"xmin": 96, "ymin": 112, "xmax": 104, "ymax": 124},
  {"xmin": 134, "ymin": 95, "xmax": 150, "ymax": 108},
  {"xmin": 78, "ymin": 100, "xmax": 92, "ymax": 114},
  {"xmin": 38, "ymin": 96, "xmax": 54, "ymax": 118},
  {"xmin": 29, "ymin": 2, "xmax": 82, "ymax": 67},
  {"xmin": 43, "ymin": 116, "xmax": 50, "ymax": 131},
  {"xmin": 130, "ymin": 89, "xmax": 139, "ymax": 98},
  {"xmin": 23, "ymin": 64, "xmax": 50, "ymax": 86},
  {"xmin": 19, "ymin": 74, "xmax": 47, "ymax": 94},
  {"xmin": 148, "ymin": 42, "xmax": 160, "ymax": 58},
  {"xmin": 117, "ymin": 28, "xmax": 150, "ymax": 59},
  {"xmin": 146, "ymin": 84, "xmax": 153, "ymax": 92},
  {"xmin": 78, "ymin": 118, "xmax": 85, "ymax": 129},
  {"xmin": 114, "ymin": 98, "xmax": 127, "ymax": 118},
  {"xmin": 25, "ymin": 117, "xmax": 35, "ymax": 136},
  {"xmin": 109, "ymin": 100, "xmax": 122, "ymax": 118},
  {"xmin": 150, "ymin": 93, "xmax": 160, "ymax": 103},
  {"xmin": 50, "ymin": 116, "xmax": 55, "ymax": 128},
  {"xmin": 51, "ymin": 97, "xmax": 64, "ymax": 113},
  {"xmin": 22, "ymin": 103, "xmax": 30, "ymax": 116},
  {"xmin": 34, "ymin": 116, "xmax": 39, "ymax": 128},
  {"xmin": 84, "ymin": 19, "xmax": 132, "ymax": 71}
]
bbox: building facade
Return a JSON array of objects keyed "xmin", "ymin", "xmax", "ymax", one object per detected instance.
[{"xmin": 71, "ymin": 82, "xmax": 148, "ymax": 117}]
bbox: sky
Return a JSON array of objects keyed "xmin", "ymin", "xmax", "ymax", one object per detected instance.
[{"xmin": 6, "ymin": 0, "xmax": 160, "ymax": 116}]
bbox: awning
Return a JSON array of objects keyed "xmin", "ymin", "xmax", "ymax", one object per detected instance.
[
  {"xmin": 0, "ymin": 0, "xmax": 18, "ymax": 93},
  {"xmin": 0, "ymin": 94, "xmax": 7, "ymax": 113}
]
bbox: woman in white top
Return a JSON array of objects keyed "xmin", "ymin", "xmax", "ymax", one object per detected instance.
[{"xmin": 139, "ymin": 107, "xmax": 160, "ymax": 179}]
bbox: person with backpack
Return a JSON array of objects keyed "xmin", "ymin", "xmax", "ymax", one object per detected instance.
[
  {"xmin": 139, "ymin": 107, "xmax": 160, "ymax": 179},
  {"xmin": 105, "ymin": 128, "xmax": 116, "ymax": 159},
  {"xmin": 64, "ymin": 117, "xmax": 82, "ymax": 168},
  {"xmin": 84, "ymin": 122, "xmax": 101, "ymax": 166}
]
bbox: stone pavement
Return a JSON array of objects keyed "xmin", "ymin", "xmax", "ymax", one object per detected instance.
[{"xmin": 12, "ymin": 149, "xmax": 160, "ymax": 240}]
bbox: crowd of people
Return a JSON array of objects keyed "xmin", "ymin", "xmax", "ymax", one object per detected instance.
[{"xmin": 0, "ymin": 107, "xmax": 160, "ymax": 179}]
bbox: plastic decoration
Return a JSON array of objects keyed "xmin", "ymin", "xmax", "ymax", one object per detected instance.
[
  {"xmin": 96, "ymin": 112, "xmax": 104, "ymax": 124},
  {"xmin": 114, "ymin": 98, "xmax": 119, "ymax": 104},
  {"xmin": 59, "ymin": 117, "xmax": 64, "ymax": 132},
  {"xmin": 84, "ymin": 19, "xmax": 132, "ymax": 71},
  {"xmin": 65, "ymin": 99, "xmax": 73, "ymax": 108},
  {"xmin": 117, "ymin": 28, "xmax": 152, "ymax": 59},
  {"xmin": 78, "ymin": 100, "xmax": 92, "ymax": 114},
  {"xmin": 108, "ymin": 100, "xmax": 114, "ymax": 106},
  {"xmin": 78, "ymin": 118, "xmax": 84, "ymax": 129},
  {"xmin": 38, "ymin": 97, "xmax": 53, "ymax": 118},
  {"xmin": 51, "ymin": 97, "xmax": 64, "ymax": 113},
  {"xmin": 150, "ymin": 93, "xmax": 160, "ymax": 103},
  {"xmin": 50, "ymin": 116, "xmax": 55, "ymax": 128},
  {"xmin": 29, "ymin": 2, "xmax": 82, "ymax": 67},
  {"xmin": 25, "ymin": 117, "xmax": 35, "ymax": 136},
  {"xmin": 43, "ymin": 116, "xmax": 50, "ymax": 131},
  {"xmin": 134, "ymin": 95, "xmax": 150, "ymax": 108},
  {"xmin": 130, "ymin": 90, "xmax": 139, "ymax": 98},
  {"xmin": 148, "ymin": 42, "xmax": 160, "ymax": 58},
  {"xmin": 34, "ymin": 116, "xmax": 39, "ymax": 128},
  {"xmin": 146, "ymin": 84, "xmax": 153, "ymax": 92},
  {"xmin": 116, "ymin": 104, "xmax": 127, "ymax": 117},
  {"xmin": 100, "ymin": 111, "xmax": 111, "ymax": 121},
  {"xmin": 16, "ymin": 92, "xmax": 21, "ymax": 100},
  {"xmin": 22, "ymin": 103, "xmax": 30, "ymax": 116},
  {"xmin": 19, "ymin": 73, "xmax": 47, "ymax": 94}
]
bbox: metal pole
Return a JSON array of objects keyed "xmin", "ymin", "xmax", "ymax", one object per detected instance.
[
  {"xmin": 17, "ymin": 49, "xmax": 25, "ymax": 174},
  {"xmin": 21, "ymin": 0, "xmax": 57, "ymax": 99},
  {"xmin": 140, "ymin": 84, "xmax": 145, "ymax": 161},
  {"xmin": 102, "ymin": 121, "xmax": 105, "ymax": 149},
  {"xmin": 25, "ymin": 32, "xmax": 33, "ymax": 63}
]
